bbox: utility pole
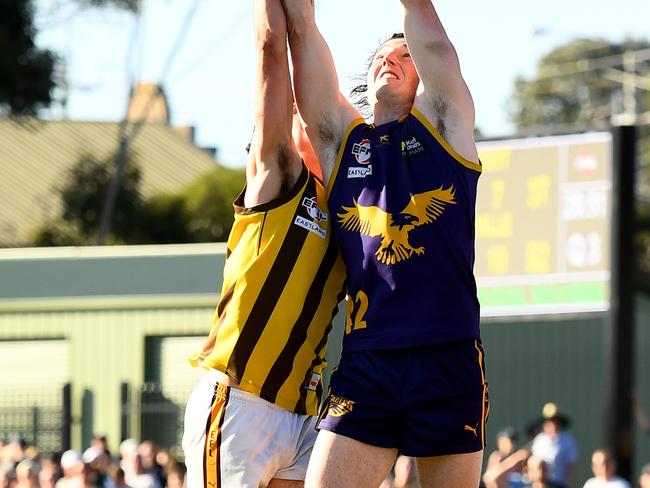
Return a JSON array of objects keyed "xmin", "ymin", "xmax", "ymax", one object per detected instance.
[
  {"xmin": 623, "ymin": 51, "xmax": 637, "ymax": 123},
  {"xmin": 604, "ymin": 124, "xmax": 637, "ymax": 481},
  {"xmin": 96, "ymin": 0, "xmax": 143, "ymax": 246}
]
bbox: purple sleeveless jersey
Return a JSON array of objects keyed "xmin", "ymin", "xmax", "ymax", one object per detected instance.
[{"xmin": 328, "ymin": 108, "xmax": 482, "ymax": 352}]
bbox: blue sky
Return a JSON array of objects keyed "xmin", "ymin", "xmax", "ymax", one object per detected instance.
[{"xmin": 35, "ymin": 0, "xmax": 650, "ymax": 168}]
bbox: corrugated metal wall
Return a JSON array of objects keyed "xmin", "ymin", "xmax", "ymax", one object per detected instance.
[
  {"xmin": 0, "ymin": 305, "xmax": 213, "ymax": 451},
  {"xmin": 1, "ymin": 291, "xmax": 648, "ymax": 485}
]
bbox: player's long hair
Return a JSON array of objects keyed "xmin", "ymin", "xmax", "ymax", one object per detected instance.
[{"xmin": 349, "ymin": 33, "xmax": 405, "ymax": 121}]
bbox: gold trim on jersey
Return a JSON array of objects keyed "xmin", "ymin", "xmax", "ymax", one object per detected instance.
[
  {"xmin": 411, "ymin": 106, "xmax": 483, "ymax": 173},
  {"xmin": 328, "ymin": 117, "xmax": 366, "ymax": 195},
  {"xmin": 474, "ymin": 340, "xmax": 489, "ymax": 449}
]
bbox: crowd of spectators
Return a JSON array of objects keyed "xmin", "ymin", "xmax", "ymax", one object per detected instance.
[
  {"xmin": 2, "ymin": 400, "xmax": 650, "ymax": 488},
  {"xmin": 0, "ymin": 434, "xmax": 185, "ymax": 488},
  {"xmin": 483, "ymin": 402, "xmax": 650, "ymax": 488}
]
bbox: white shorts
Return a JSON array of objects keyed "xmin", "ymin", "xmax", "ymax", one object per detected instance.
[{"xmin": 182, "ymin": 369, "xmax": 317, "ymax": 488}]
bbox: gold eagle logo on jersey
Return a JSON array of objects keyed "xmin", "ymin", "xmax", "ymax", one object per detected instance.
[
  {"xmin": 327, "ymin": 395, "xmax": 355, "ymax": 417},
  {"xmin": 337, "ymin": 185, "xmax": 456, "ymax": 265}
]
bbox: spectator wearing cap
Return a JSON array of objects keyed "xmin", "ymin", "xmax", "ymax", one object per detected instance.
[
  {"xmin": 531, "ymin": 403, "xmax": 579, "ymax": 488},
  {"xmin": 483, "ymin": 428, "xmax": 527, "ymax": 488},
  {"xmin": 15, "ymin": 459, "xmax": 39, "ymax": 488},
  {"xmin": 639, "ymin": 464, "xmax": 650, "ymax": 488},
  {"xmin": 582, "ymin": 449, "xmax": 631, "ymax": 488},
  {"xmin": 56, "ymin": 449, "xmax": 91, "ymax": 488},
  {"xmin": 83, "ymin": 447, "xmax": 111, "ymax": 487}
]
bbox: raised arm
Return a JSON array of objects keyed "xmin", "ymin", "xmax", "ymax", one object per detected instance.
[
  {"xmin": 245, "ymin": 0, "xmax": 302, "ymax": 208},
  {"xmin": 281, "ymin": 0, "xmax": 360, "ymax": 185},
  {"xmin": 401, "ymin": 0, "xmax": 478, "ymax": 161}
]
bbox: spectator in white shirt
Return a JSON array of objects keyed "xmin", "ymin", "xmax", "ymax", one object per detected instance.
[{"xmin": 582, "ymin": 449, "xmax": 631, "ymax": 488}]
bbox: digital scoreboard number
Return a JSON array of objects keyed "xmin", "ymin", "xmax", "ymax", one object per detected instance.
[{"xmin": 475, "ymin": 132, "xmax": 612, "ymax": 317}]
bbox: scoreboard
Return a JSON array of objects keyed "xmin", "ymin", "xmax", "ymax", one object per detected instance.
[{"xmin": 475, "ymin": 132, "xmax": 612, "ymax": 317}]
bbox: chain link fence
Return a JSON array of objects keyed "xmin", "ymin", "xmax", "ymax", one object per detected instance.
[{"xmin": 0, "ymin": 384, "xmax": 71, "ymax": 454}]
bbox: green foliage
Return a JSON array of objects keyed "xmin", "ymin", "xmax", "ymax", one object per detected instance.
[
  {"xmin": 510, "ymin": 39, "xmax": 650, "ymax": 130},
  {"xmin": 134, "ymin": 167, "xmax": 245, "ymax": 244},
  {"xmin": 60, "ymin": 153, "xmax": 143, "ymax": 238},
  {"xmin": 30, "ymin": 154, "xmax": 246, "ymax": 246},
  {"xmin": 133, "ymin": 192, "xmax": 191, "ymax": 244},
  {"xmin": 31, "ymin": 221, "xmax": 89, "ymax": 247},
  {"xmin": 182, "ymin": 167, "xmax": 245, "ymax": 242},
  {"xmin": 0, "ymin": 0, "xmax": 55, "ymax": 115}
]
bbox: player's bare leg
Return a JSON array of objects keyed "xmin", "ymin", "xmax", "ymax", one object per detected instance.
[
  {"xmin": 416, "ymin": 450, "xmax": 483, "ymax": 488},
  {"xmin": 305, "ymin": 431, "xmax": 397, "ymax": 488}
]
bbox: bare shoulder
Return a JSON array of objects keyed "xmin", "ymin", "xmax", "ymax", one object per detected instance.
[
  {"xmin": 413, "ymin": 91, "xmax": 479, "ymax": 165},
  {"xmin": 312, "ymin": 99, "xmax": 363, "ymax": 187},
  {"xmin": 244, "ymin": 140, "xmax": 303, "ymax": 208}
]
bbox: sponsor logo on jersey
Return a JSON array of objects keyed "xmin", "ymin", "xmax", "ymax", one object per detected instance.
[
  {"xmin": 347, "ymin": 164, "xmax": 373, "ymax": 179},
  {"xmin": 327, "ymin": 395, "xmax": 355, "ymax": 417},
  {"xmin": 402, "ymin": 136, "xmax": 424, "ymax": 157},
  {"xmin": 295, "ymin": 216, "xmax": 327, "ymax": 239},
  {"xmin": 337, "ymin": 185, "xmax": 456, "ymax": 265},
  {"xmin": 295, "ymin": 197, "xmax": 328, "ymax": 238},
  {"xmin": 306, "ymin": 372, "xmax": 321, "ymax": 391},
  {"xmin": 302, "ymin": 197, "xmax": 328, "ymax": 222},
  {"xmin": 352, "ymin": 139, "xmax": 372, "ymax": 164},
  {"xmin": 379, "ymin": 134, "xmax": 391, "ymax": 145}
]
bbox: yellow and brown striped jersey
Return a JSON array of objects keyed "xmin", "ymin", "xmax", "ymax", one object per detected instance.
[{"xmin": 189, "ymin": 166, "xmax": 346, "ymax": 415}]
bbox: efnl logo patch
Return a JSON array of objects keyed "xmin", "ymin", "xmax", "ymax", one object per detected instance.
[
  {"xmin": 349, "ymin": 139, "xmax": 373, "ymax": 178},
  {"xmin": 306, "ymin": 372, "xmax": 321, "ymax": 391},
  {"xmin": 294, "ymin": 197, "xmax": 328, "ymax": 239},
  {"xmin": 327, "ymin": 395, "xmax": 355, "ymax": 417},
  {"xmin": 402, "ymin": 137, "xmax": 424, "ymax": 157},
  {"xmin": 352, "ymin": 139, "xmax": 372, "ymax": 165}
]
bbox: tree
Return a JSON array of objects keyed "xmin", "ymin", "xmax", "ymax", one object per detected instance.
[
  {"xmin": 134, "ymin": 166, "xmax": 245, "ymax": 244},
  {"xmin": 510, "ymin": 39, "xmax": 650, "ymax": 131},
  {"xmin": 0, "ymin": 0, "xmax": 56, "ymax": 115},
  {"xmin": 31, "ymin": 153, "xmax": 143, "ymax": 245},
  {"xmin": 182, "ymin": 167, "xmax": 245, "ymax": 242}
]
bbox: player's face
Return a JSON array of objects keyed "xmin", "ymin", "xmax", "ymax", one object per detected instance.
[{"xmin": 367, "ymin": 39, "xmax": 419, "ymax": 106}]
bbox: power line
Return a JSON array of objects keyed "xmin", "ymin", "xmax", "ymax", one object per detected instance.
[
  {"xmin": 158, "ymin": 0, "xmax": 202, "ymax": 82},
  {"xmin": 536, "ymin": 47, "xmax": 650, "ymax": 80},
  {"xmin": 170, "ymin": 2, "xmax": 249, "ymax": 83},
  {"xmin": 97, "ymin": 0, "xmax": 203, "ymax": 245}
]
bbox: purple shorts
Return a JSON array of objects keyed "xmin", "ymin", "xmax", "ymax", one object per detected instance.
[{"xmin": 317, "ymin": 339, "xmax": 489, "ymax": 457}]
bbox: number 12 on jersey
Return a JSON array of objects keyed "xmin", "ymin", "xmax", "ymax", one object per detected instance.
[{"xmin": 345, "ymin": 290, "xmax": 369, "ymax": 334}]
